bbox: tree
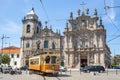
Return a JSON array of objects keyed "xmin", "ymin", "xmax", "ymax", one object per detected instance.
[{"xmin": 1, "ymin": 54, "xmax": 10, "ymax": 64}]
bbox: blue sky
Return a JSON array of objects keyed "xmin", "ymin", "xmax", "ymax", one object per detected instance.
[{"xmin": 0, "ymin": 0, "xmax": 120, "ymax": 56}]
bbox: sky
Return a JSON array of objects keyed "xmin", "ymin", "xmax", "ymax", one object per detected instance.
[{"xmin": 0, "ymin": 0, "xmax": 120, "ymax": 56}]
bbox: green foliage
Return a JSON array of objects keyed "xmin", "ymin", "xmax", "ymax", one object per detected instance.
[
  {"xmin": 111, "ymin": 62, "xmax": 120, "ymax": 66},
  {"xmin": 1, "ymin": 54, "xmax": 10, "ymax": 64}
]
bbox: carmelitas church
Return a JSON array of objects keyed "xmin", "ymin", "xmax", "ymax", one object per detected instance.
[{"xmin": 21, "ymin": 7, "xmax": 111, "ymax": 69}]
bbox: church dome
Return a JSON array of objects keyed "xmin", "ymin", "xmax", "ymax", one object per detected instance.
[
  {"xmin": 25, "ymin": 8, "xmax": 38, "ymax": 21},
  {"xmin": 26, "ymin": 8, "xmax": 35, "ymax": 15}
]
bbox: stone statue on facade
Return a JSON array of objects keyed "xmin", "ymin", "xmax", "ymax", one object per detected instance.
[
  {"xmin": 78, "ymin": 9, "xmax": 80, "ymax": 16},
  {"xmin": 70, "ymin": 12, "xmax": 73, "ymax": 20},
  {"xmin": 86, "ymin": 8, "xmax": 89, "ymax": 15}
]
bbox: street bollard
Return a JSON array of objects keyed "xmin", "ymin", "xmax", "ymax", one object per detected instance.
[
  {"xmin": 107, "ymin": 69, "xmax": 108, "ymax": 75},
  {"xmin": 116, "ymin": 69, "xmax": 117, "ymax": 75},
  {"xmin": 70, "ymin": 69, "xmax": 71, "ymax": 75},
  {"xmin": 80, "ymin": 70, "xmax": 81, "ymax": 75}
]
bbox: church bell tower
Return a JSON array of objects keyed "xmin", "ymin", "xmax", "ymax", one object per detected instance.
[{"xmin": 21, "ymin": 8, "xmax": 42, "ymax": 66}]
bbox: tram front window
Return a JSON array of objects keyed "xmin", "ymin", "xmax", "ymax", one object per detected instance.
[
  {"xmin": 45, "ymin": 56, "xmax": 50, "ymax": 63},
  {"xmin": 51, "ymin": 56, "xmax": 56, "ymax": 64}
]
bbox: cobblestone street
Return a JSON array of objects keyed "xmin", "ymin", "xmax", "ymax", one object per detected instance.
[{"xmin": 0, "ymin": 70, "xmax": 120, "ymax": 80}]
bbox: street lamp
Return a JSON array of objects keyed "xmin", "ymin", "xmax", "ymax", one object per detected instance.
[
  {"xmin": 1, "ymin": 34, "xmax": 10, "ymax": 54},
  {"xmin": 104, "ymin": 6, "xmax": 120, "ymax": 10}
]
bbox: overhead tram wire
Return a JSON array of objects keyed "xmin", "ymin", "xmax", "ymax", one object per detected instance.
[
  {"xmin": 104, "ymin": 0, "xmax": 120, "ymax": 43},
  {"xmin": 39, "ymin": 0, "xmax": 70, "ymax": 27},
  {"xmin": 39, "ymin": 0, "xmax": 50, "ymax": 22},
  {"xmin": 104, "ymin": 0, "xmax": 120, "ymax": 32},
  {"xmin": 107, "ymin": 35, "xmax": 120, "ymax": 43}
]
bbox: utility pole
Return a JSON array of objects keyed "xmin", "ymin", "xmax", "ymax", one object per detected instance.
[{"xmin": 1, "ymin": 34, "xmax": 10, "ymax": 54}]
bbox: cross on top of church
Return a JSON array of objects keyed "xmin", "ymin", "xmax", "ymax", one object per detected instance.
[{"xmin": 80, "ymin": 2, "xmax": 86, "ymax": 11}]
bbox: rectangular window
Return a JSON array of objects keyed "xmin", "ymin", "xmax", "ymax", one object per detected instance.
[
  {"xmin": 17, "ymin": 54, "xmax": 19, "ymax": 58},
  {"xmin": 11, "ymin": 54, "xmax": 14, "ymax": 58},
  {"xmin": 30, "ymin": 58, "xmax": 39, "ymax": 65},
  {"xmin": 26, "ymin": 42, "xmax": 30, "ymax": 48},
  {"xmin": 51, "ymin": 56, "xmax": 56, "ymax": 64},
  {"xmin": 14, "ymin": 61, "xmax": 17, "ymax": 65}
]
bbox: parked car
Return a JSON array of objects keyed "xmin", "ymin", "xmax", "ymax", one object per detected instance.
[
  {"xmin": 10, "ymin": 68, "xmax": 22, "ymax": 75},
  {"xmin": 1, "ymin": 65, "xmax": 12, "ymax": 74},
  {"xmin": 20, "ymin": 66, "xmax": 28, "ymax": 70},
  {"xmin": 2, "ymin": 67, "xmax": 9, "ymax": 73},
  {"xmin": 113, "ymin": 66, "xmax": 120, "ymax": 69},
  {"xmin": 80, "ymin": 66, "xmax": 91, "ymax": 72},
  {"xmin": 9, "ymin": 69, "xmax": 15, "ymax": 75},
  {"xmin": 81, "ymin": 65, "xmax": 105, "ymax": 73},
  {"xmin": 15, "ymin": 68, "xmax": 22, "ymax": 74},
  {"xmin": 59, "ymin": 66, "xmax": 67, "ymax": 72}
]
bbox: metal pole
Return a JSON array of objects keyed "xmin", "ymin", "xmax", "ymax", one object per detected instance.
[
  {"xmin": 1, "ymin": 35, "xmax": 4, "ymax": 54},
  {"xmin": 1, "ymin": 34, "xmax": 9, "ymax": 54}
]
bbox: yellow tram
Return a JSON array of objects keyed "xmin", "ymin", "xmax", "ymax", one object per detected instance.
[{"xmin": 29, "ymin": 53, "xmax": 60, "ymax": 75}]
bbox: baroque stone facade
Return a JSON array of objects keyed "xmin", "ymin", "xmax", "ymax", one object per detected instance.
[
  {"xmin": 21, "ymin": 8, "xmax": 111, "ymax": 69},
  {"xmin": 21, "ymin": 8, "xmax": 61, "ymax": 66},
  {"xmin": 63, "ymin": 9, "xmax": 111, "ymax": 68}
]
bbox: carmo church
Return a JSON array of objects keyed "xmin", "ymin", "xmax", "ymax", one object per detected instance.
[{"xmin": 21, "ymin": 8, "xmax": 111, "ymax": 69}]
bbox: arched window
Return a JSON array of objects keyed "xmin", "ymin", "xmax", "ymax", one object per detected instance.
[
  {"xmin": 44, "ymin": 40, "xmax": 48, "ymax": 48},
  {"xmin": 26, "ymin": 42, "xmax": 30, "ymax": 48},
  {"xmin": 37, "ymin": 27, "xmax": 39, "ymax": 33},
  {"xmin": 37, "ymin": 43, "xmax": 40, "ymax": 49},
  {"xmin": 82, "ymin": 40, "xmax": 85, "ymax": 48},
  {"xmin": 74, "ymin": 40, "xmax": 78, "ymax": 49},
  {"xmin": 52, "ymin": 42, "xmax": 55, "ymax": 49},
  {"xmin": 26, "ymin": 25, "xmax": 30, "ymax": 33}
]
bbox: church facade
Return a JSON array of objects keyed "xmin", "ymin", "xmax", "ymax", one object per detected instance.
[
  {"xmin": 21, "ymin": 8, "xmax": 111, "ymax": 69},
  {"xmin": 63, "ymin": 9, "xmax": 111, "ymax": 68}
]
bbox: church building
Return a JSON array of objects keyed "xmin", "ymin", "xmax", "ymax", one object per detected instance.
[
  {"xmin": 21, "ymin": 8, "xmax": 61, "ymax": 66},
  {"xmin": 21, "ymin": 8, "xmax": 111, "ymax": 69},
  {"xmin": 63, "ymin": 8, "xmax": 111, "ymax": 68}
]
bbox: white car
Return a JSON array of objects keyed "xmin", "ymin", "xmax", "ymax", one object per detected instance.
[{"xmin": 59, "ymin": 66, "xmax": 67, "ymax": 72}]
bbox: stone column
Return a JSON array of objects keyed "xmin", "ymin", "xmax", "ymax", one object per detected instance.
[
  {"xmin": 79, "ymin": 54, "xmax": 81, "ymax": 69},
  {"xmin": 87, "ymin": 53, "xmax": 89, "ymax": 66},
  {"xmin": 98, "ymin": 53, "xmax": 100, "ymax": 64}
]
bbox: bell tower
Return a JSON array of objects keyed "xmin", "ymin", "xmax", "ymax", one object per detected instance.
[
  {"xmin": 22, "ymin": 8, "xmax": 42, "ymax": 38},
  {"xmin": 21, "ymin": 8, "xmax": 42, "ymax": 66}
]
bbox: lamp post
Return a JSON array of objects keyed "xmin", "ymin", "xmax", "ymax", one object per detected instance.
[
  {"xmin": 104, "ymin": 6, "xmax": 120, "ymax": 10},
  {"xmin": 1, "ymin": 34, "xmax": 10, "ymax": 54}
]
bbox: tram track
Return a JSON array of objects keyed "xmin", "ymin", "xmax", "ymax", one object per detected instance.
[
  {"xmin": 42, "ymin": 75, "xmax": 61, "ymax": 80},
  {"xmin": 42, "ymin": 75, "xmax": 46, "ymax": 80},
  {"xmin": 55, "ymin": 77, "xmax": 61, "ymax": 80}
]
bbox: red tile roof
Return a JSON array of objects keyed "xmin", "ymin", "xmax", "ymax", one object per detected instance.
[{"xmin": 0, "ymin": 46, "xmax": 20, "ymax": 54}]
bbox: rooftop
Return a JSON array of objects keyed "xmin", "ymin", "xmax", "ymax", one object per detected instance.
[{"xmin": 0, "ymin": 46, "xmax": 20, "ymax": 54}]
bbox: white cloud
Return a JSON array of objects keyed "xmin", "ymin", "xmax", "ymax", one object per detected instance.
[{"xmin": 0, "ymin": 20, "xmax": 21, "ymax": 34}]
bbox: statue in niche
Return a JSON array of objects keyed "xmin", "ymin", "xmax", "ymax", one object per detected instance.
[
  {"xmin": 94, "ymin": 8, "xmax": 97, "ymax": 16},
  {"xmin": 89, "ymin": 53, "xmax": 94, "ymax": 63}
]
